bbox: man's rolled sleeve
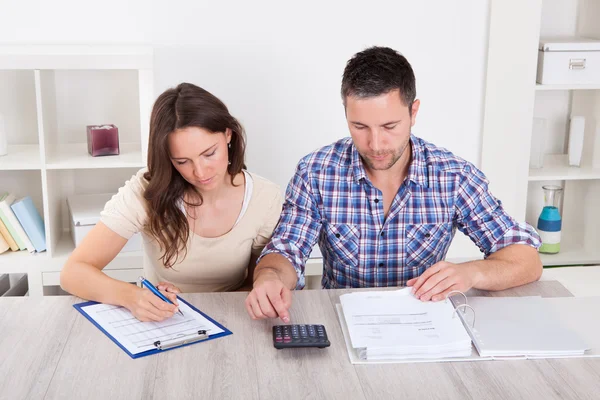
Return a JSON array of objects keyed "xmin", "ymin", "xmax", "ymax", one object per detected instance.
[
  {"xmin": 455, "ymin": 163, "xmax": 541, "ymax": 257},
  {"xmin": 258, "ymin": 160, "xmax": 321, "ymax": 289}
]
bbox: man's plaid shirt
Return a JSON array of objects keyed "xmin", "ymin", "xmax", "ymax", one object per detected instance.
[{"xmin": 259, "ymin": 135, "xmax": 541, "ymax": 289}]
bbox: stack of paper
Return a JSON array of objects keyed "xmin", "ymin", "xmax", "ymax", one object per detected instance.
[{"xmin": 339, "ymin": 288, "xmax": 472, "ymax": 361}]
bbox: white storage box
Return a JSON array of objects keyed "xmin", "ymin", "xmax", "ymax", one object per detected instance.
[
  {"xmin": 537, "ymin": 37, "xmax": 600, "ymax": 85},
  {"xmin": 67, "ymin": 193, "xmax": 142, "ymax": 253}
]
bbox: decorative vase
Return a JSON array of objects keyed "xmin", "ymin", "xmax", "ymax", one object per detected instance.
[{"xmin": 537, "ymin": 185, "xmax": 563, "ymax": 254}]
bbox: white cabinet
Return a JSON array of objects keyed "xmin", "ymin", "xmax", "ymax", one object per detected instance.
[{"xmin": 0, "ymin": 45, "xmax": 153, "ymax": 296}]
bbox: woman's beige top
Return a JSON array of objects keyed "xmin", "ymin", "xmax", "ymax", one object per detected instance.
[{"xmin": 100, "ymin": 168, "xmax": 283, "ymax": 292}]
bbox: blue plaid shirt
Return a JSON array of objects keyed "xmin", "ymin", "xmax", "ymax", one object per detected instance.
[{"xmin": 260, "ymin": 135, "xmax": 541, "ymax": 289}]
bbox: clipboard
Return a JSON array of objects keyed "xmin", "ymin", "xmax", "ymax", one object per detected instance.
[{"xmin": 74, "ymin": 296, "xmax": 232, "ymax": 359}]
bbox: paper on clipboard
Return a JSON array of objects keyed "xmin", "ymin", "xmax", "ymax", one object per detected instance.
[{"xmin": 75, "ymin": 297, "xmax": 229, "ymax": 357}]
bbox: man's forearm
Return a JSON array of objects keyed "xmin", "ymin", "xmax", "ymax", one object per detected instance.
[
  {"xmin": 253, "ymin": 253, "xmax": 299, "ymax": 290},
  {"xmin": 463, "ymin": 244, "xmax": 543, "ymax": 291}
]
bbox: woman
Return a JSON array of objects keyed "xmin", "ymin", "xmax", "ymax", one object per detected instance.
[{"xmin": 60, "ymin": 83, "xmax": 282, "ymax": 322}]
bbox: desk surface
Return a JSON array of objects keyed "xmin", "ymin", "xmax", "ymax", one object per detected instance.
[{"xmin": 1, "ymin": 281, "xmax": 599, "ymax": 400}]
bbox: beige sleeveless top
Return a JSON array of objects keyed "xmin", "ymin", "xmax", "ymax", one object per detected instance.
[{"xmin": 100, "ymin": 168, "xmax": 283, "ymax": 292}]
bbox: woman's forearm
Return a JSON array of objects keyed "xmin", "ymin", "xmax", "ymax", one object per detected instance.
[{"xmin": 60, "ymin": 261, "xmax": 139, "ymax": 307}]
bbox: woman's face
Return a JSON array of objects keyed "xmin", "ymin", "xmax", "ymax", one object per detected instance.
[{"xmin": 168, "ymin": 126, "xmax": 232, "ymax": 192}]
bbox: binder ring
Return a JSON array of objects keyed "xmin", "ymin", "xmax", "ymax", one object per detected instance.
[
  {"xmin": 452, "ymin": 304, "xmax": 476, "ymax": 328},
  {"xmin": 446, "ymin": 290, "xmax": 467, "ymax": 305}
]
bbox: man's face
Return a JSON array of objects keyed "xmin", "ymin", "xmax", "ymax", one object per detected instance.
[{"xmin": 346, "ymin": 89, "xmax": 420, "ymax": 171}]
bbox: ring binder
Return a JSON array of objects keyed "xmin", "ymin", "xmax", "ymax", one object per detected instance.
[
  {"xmin": 446, "ymin": 290, "xmax": 467, "ymax": 305},
  {"xmin": 452, "ymin": 304, "xmax": 476, "ymax": 328},
  {"xmin": 446, "ymin": 291, "xmax": 476, "ymax": 328},
  {"xmin": 153, "ymin": 330, "xmax": 209, "ymax": 350}
]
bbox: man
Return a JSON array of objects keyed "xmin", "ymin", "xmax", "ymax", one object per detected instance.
[{"xmin": 245, "ymin": 46, "xmax": 542, "ymax": 322}]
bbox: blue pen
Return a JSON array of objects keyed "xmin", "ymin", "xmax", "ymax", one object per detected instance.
[{"xmin": 138, "ymin": 276, "xmax": 184, "ymax": 317}]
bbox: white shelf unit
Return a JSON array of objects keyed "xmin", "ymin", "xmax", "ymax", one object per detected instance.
[
  {"xmin": 529, "ymin": 154, "xmax": 600, "ymax": 181},
  {"xmin": 525, "ymin": 0, "xmax": 600, "ymax": 267},
  {"xmin": 536, "ymin": 83, "xmax": 600, "ymax": 91},
  {"xmin": 0, "ymin": 46, "xmax": 153, "ymax": 296}
]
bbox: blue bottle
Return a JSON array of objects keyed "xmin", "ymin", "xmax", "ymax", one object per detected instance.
[{"xmin": 537, "ymin": 185, "xmax": 563, "ymax": 254}]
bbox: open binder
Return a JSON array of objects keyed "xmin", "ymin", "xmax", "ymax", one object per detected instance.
[
  {"xmin": 336, "ymin": 288, "xmax": 594, "ymax": 364},
  {"xmin": 74, "ymin": 296, "xmax": 232, "ymax": 359},
  {"xmin": 449, "ymin": 294, "xmax": 589, "ymax": 359}
]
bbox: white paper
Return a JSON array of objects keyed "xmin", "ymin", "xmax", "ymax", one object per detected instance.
[
  {"xmin": 335, "ymin": 304, "xmax": 486, "ymax": 364},
  {"xmin": 339, "ymin": 288, "xmax": 472, "ymax": 360},
  {"xmin": 80, "ymin": 299, "xmax": 224, "ymax": 355}
]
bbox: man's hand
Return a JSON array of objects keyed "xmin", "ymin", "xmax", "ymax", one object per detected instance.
[
  {"xmin": 245, "ymin": 278, "xmax": 292, "ymax": 323},
  {"xmin": 406, "ymin": 261, "xmax": 482, "ymax": 302}
]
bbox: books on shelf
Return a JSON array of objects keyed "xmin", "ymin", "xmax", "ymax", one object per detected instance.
[
  {"xmin": 0, "ymin": 193, "xmax": 32, "ymax": 251},
  {"xmin": 0, "ymin": 192, "xmax": 46, "ymax": 255},
  {"xmin": 0, "ymin": 230, "xmax": 8, "ymax": 254},
  {"xmin": 11, "ymin": 196, "xmax": 46, "ymax": 252},
  {"xmin": 0, "ymin": 218, "xmax": 19, "ymax": 251}
]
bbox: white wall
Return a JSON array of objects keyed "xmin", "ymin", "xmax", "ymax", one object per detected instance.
[
  {"xmin": 0, "ymin": 0, "xmax": 151, "ymax": 44},
  {"xmin": 1, "ymin": 0, "xmax": 492, "ymax": 259},
  {"xmin": 151, "ymin": 1, "xmax": 490, "ymax": 191},
  {"xmin": 480, "ymin": 0, "xmax": 543, "ymax": 224}
]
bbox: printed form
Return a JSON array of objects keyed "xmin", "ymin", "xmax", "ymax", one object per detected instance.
[{"xmin": 80, "ymin": 300, "xmax": 224, "ymax": 355}]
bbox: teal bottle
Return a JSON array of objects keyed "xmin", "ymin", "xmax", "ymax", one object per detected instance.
[{"xmin": 537, "ymin": 185, "xmax": 563, "ymax": 254}]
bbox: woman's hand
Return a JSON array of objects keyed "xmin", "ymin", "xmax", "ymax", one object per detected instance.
[
  {"xmin": 157, "ymin": 281, "xmax": 182, "ymax": 294},
  {"xmin": 125, "ymin": 286, "xmax": 179, "ymax": 322}
]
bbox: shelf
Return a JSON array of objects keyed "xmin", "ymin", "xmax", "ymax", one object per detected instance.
[
  {"xmin": 540, "ymin": 244, "xmax": 600, "ymax": 267},
  {"xmin": 45, "ymin": 142, "xmax": 144, "ymax": 170},
  {"xmin": 0, "ymin": 145, "xmax": 41, "ymax": 170},
  {"xmin": 536, "ymin": 84, "xmax": 600, "ymax": 91},
  {"xmin": 528, "ymin": 154, "xmax": 600, "ymax": 181},
  {"xmin": 0, "ymin": 45, "xmax": 153, "ymax": 70},
  {"xmin": 0, "ymin": 249, "xmax": 47, "ymax": 274},
  {"xmin": 40, "ymin": 234, "xmax": 143, "ymax": 272}
]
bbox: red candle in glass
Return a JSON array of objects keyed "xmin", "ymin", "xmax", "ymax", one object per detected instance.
[{"xmin": 87, "ymin": 124, "xmax": 120, "ymax": 157}]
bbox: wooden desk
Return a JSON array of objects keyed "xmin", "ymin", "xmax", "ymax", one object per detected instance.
[{"xmin": 1, "ymin": 281, "xmax": 599, "ymax": 400}]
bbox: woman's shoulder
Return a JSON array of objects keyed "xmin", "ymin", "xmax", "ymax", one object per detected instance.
[
  {"xmin": 127, "ymin": 167, "xmax": 150, "ymax": 192},
  {"xmin": 245, "ymin": 171, "xmax": 282, "ymax": 212},
  {"xmin": 110, "ymin": 167, "xmax": 150, "ymax": 204},
  {"xmin": 100, "ymin": 167, "xmax": 150, "ymax": 236},
  {"xmin": 246, "ymin": 171, "xmax": 281, "ymax": 196},
  {"xmin": 134, "ymin": 167, "xmax": 150, "ymax": 182}
]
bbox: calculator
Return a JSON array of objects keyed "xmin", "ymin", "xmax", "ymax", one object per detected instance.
[{"xmin": 272, "ymin": 324, "xmax": 331, "ymax": 349}]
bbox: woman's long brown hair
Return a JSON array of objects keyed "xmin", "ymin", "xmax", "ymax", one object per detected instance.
[{"xmin": 143, "ymin": 83, "xmax": 246, "ymax": 268}]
